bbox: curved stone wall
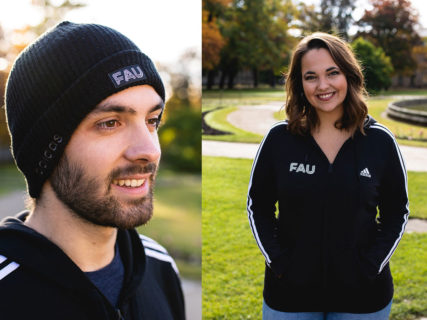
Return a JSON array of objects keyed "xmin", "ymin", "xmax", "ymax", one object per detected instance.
[{"xmin": 387, "ymin": 99, "xmax": 427, "ymax": 126}]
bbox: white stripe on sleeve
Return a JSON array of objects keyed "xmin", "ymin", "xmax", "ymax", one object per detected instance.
[
  {"xmin": 370, "ymin": 124, "xmax": 409, "ymax": 273},
  {"xmin": 145, "ymin": 248, "xmax": 179, "ymax": 275},
  {"xmin": 247, "ymin": 121, "xmax": 287, "ymax": 265},
  {"xmin": 0, "ymin": 261, "xmax": 20, "ymax": 280}
]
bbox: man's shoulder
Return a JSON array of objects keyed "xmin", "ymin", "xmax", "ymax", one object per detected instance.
[
  {"xmin": 0, "ymin": 253, "xmax": 21, "ymax": 283},
  {"xmin": 138, "ymin": 234, "xmax": 179, "ymax": 275}
]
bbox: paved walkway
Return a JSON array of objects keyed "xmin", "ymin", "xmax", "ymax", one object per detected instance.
[
  {"xmin": 227, "ymin": 101, "xmax": 284, "ymax": 135},
  {"xmin": 0, "ymin": 191, "xmax": 201, "ymax": 320}
]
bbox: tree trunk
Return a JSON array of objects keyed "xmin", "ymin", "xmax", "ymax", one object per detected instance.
[
  {"xmin": 227, "ymin": 71, "xmax": 235, "ymax": 89},
  {"xmin": 252, "ymin": 68, "xmax": 258, "ymax": 88},
  {"xmin": 269, "ymin": 70, "xmax": 276, "ymax": 88},
  {"xmin": 206, "ymin": 70, "xmax": 216, "ymax": 90},
  {"xmin": 219, "ymin": 69, "xmax": 226, "ymax": 90}
]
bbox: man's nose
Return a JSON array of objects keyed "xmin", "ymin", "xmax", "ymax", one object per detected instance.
[{"xmin": 124, "ymin": 124, "xmax": 161, "ymax": 163}]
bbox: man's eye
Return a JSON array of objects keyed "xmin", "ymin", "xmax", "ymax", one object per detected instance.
[
  {"xmin": 147, "ymin": 117, "xmax": 161, "ymax": 129},
  {"xmin": 97, "ymin": 119, "xmax": 120, "ymax": 129}
]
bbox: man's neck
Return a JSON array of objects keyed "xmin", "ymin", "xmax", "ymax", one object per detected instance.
[{"xmin": 25, "ymin": 183, "xmax": 117, "ymax": 272}]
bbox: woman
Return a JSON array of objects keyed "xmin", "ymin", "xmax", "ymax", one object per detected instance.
[{"xmin": 247, "ymin": 32, "xmax": 409, "ymax": 320}]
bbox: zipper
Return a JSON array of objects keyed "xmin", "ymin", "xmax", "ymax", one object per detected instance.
[
  {"xmin": 116, "ymin": 309, "xmax": 124, "ymax": 320},
  {"xmin": 322, "ymin": 162, "xmax": 333, "ymax": 291}
]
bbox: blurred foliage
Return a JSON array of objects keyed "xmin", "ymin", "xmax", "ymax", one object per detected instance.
[
  {"xmin": 357, "ymin": 0, "xmax": 420, "ymax": 76},
  {"xmin": 160, "ymin": 97, "xmax": 201, "ymax": 172},
  {"xmin": 203, "ymin": 0, "xmax": 423, "ymax": 89},
  {"xmin": 202, "ymin": 0, "xmax": 228, "ymax": 71},
  {"xmin": 30, "ymin": 0, "xmax": 85, "ymax": 35},
  {"xmin": 318, "ymin": 0, "xmax": 355, "ymax": 40},
  {"xmin": 296, "ymin": 0, "xmax": 355, "ymax": 40},
  {"xmin": 352, "ymin": 37, "xmax": 394, "ymax": 93},
  {"xmin": 203, "ymin": 0, "xmax": 297, "ymax": 89},
  {"xmin": 0, "ymin": 71, "xmax": 9, "ymax": 147},
  {"xmin": 159, "ymin": 49, "xmax": 201, "ymax": 173}
]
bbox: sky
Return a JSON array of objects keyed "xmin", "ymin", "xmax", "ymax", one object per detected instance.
[{"xmin": 0, "ymin": 0, "xmax": 201, "ymax": 90}]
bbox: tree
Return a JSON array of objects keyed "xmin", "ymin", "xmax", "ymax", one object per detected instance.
[
  {"xmin": 319, "ymin": 0, "xmax": 355, "ymax": 40},
  {"xmin": 202, "ymin": 9, "xmax": 225, "ymax": 71},
  {"xmin": 295, "ymin": 0, "xmax": 355, "ymax": 39},
  {"xmin": 352, "ymin": 37, "xmax": 394, "ymax": 93},
  {"xmin": 357, "ymin": 0, "xmax": 420, "ymax": 76},
  {"xmin": 296, "ymin": 3, "xmax": 323, "ymax": 36},
  {"xmin": 217, "ymin": 0, "xmax": 296, "ymax": 88},
  {"xmin": 202, "ymin": 0, "xmax": 231, "ymax": 89}
]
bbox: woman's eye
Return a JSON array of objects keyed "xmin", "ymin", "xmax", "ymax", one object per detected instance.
[
  {"xmin": 329, "ymin": 70, "xmax": 340, "ymax": 76},
  {"xmin": 304, "ymin": 75, "xmax": 316, "ymax": 81}
]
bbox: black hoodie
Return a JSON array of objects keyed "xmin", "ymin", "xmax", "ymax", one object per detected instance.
[
  {"xmin": 0, "ymin": 212, "xmax": 185, "ymax": 319},
  {"xmin": 247, "ymin": 116, "xmax": 409, "ymax": 313}
]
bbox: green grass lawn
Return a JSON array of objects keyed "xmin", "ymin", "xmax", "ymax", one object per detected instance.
[
  {"xmin": 0, "ymin": 162, "xmax": 201, "ymax": 280},
  {"xmin": 202, "ymin": 88, "xmax": 286, "ymax": 113},
  {"xmin": 202, "ymin": 156, "xmax": 427, "ymax": 319},
  {"xmin": 203, "ymin": 89, "xmax": 427, "ymax": 148}
]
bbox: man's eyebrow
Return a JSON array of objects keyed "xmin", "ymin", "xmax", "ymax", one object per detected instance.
[
  {"xmin": 91, "ymin": 104, "xmax": 136, "ymax": 115},
  {"xmin": 150, "ymin": 102, "xmax": 165, "ymax": 113},
  {"xmin": 91, "ymin": 102, "xmax": 164, "ymax": 115}
]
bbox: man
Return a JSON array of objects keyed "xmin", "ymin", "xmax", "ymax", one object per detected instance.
[{"xmin": 0, "ymin": 21, "xmax": 185, "ymax": 319}]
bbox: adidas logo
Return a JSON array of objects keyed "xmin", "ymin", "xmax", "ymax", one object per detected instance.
[{"xmin": 360, "ymin": 168, "xmax": 371, "ymax": 178}]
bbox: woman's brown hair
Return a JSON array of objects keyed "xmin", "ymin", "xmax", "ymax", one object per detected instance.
[{"xmin": 285, "ymin": 32, "xmax": 368, "ymax": 135}]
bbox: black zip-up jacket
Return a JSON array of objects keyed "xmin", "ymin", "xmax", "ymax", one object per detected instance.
[
  {"xmin": 247, "ymin": 116, "xmax": 409, "ymax": 313},
  {"xmin": 0, "ymin": 212, "xmax": 185, "ymax": 319}
]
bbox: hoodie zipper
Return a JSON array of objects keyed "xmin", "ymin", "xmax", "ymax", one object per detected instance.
[{"xmin": 116, "ymin": 309, "xmax": 124, "ymax": 320}]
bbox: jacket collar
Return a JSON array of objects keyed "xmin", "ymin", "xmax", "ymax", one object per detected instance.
[{"xmin": 0, "ymin": 211, "xmax": 145, "ymax": 298}]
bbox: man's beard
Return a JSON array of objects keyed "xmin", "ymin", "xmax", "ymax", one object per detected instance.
[{"xmin": 50, "ymin": 155, "xmax": 157, "ymax": 229}]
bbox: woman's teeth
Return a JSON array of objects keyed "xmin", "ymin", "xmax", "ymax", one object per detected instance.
[{"xmin": 318, "ymin": 93, "xmax": 334, "ymax": 99}]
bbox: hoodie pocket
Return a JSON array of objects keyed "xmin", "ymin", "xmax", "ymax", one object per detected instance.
[{"xmin": 328, "ymin": 246, "xmax": 374, "ymax": 289}]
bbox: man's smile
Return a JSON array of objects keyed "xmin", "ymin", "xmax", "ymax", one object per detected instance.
[{"xmin": 112, "ymin": 178, "xmax": 146, "ymax": 187}]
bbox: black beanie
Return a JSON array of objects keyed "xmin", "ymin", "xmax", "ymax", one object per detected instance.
[{"xmin": 5, "ymin": 21, "xmax": 165, "ymax": 198}]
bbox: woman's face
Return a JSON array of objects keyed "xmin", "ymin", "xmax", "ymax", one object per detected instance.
[{"xmin": 301, "ymin": 47, "xmax": 348, "ymax": 118}]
